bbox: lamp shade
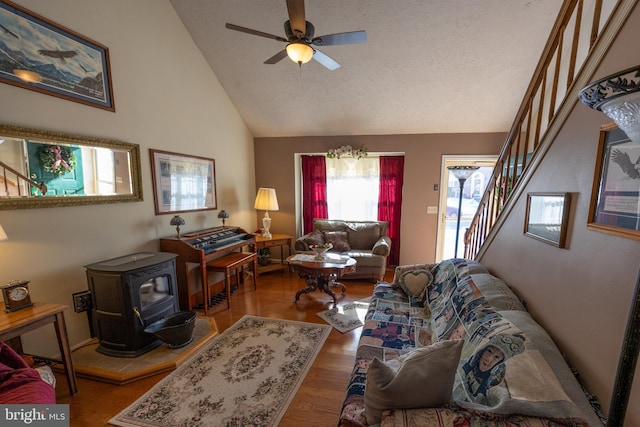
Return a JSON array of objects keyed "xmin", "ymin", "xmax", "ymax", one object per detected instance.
[
  {"xmin": 286, "ymin": 43, "xmax": 314, "ymax": 65},
  {"xmin": 254, "ymin": 188, "xmax": 279, "ymax": 211},
  {"xmin": 448, "ymin": 166, "xmax": 479, "ymax": 181},
  {"xmin": 169, "ymin": 215, "xmax": 185, "ymax": 226},
  {"xmin": 0, "ymin": 224, "xmax": 7, "ymax": 241}
]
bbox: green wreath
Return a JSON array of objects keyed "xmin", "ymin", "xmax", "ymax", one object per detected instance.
[{"xmin": 38, "ymin": 145, "xmax": 77, "ymax": 176}]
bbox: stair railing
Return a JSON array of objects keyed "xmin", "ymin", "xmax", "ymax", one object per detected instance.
[
  {"xmin": 0, "ymin": 160, "xmax": 47, "ymax": 197},
  {"xmin": 465, "ymin": 0, "xmax": 638, "ymax": 259}
]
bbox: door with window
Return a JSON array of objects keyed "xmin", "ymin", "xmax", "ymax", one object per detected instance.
[
  {"xmin": 436, "ymin": 155, "xmax": 497, "ymax": 262},
  {"xmin": 27, "ymin": 141, "xmax": 85, "ymax": 195}
]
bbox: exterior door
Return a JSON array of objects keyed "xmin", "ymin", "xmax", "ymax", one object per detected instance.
[
  {"xmin": 27, "ymin": 142, "xmax": 84, "ymax": 195},
  {"xmin": 436, "ymin": 155, "xmax": 497, "ymax": 262}
]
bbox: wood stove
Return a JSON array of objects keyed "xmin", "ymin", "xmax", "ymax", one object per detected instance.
[{"xmin": 85, "ymin": 252, "xmax": 179, "ymax": 357}]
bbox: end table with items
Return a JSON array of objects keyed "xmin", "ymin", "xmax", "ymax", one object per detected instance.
[{"xmin": 253, "ymin": 233, "xmax": 293, "ymax": 275}]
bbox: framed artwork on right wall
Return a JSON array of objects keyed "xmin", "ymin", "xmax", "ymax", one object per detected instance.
[{"xmin": 588, "ymin": 123, "xmax": 640, "ymax": 241}]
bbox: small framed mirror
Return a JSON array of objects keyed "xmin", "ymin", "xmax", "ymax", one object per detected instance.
[{"xmin": 0, "ymin": 124, "xmax": 142, "ymax": 210}]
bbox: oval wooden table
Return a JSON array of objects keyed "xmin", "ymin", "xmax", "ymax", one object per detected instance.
[{"xmin": 286, "ymin": 253, "xmax": 357, "ymax": 306}]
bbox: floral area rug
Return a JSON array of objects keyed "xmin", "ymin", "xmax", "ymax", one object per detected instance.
[
  {"xmin": 316, "ymin": 302, "xmax": 369, "ymax": 333},
  {"xmin": 109, "ymin": 315, "xmax": 331, "ymax": 427}
]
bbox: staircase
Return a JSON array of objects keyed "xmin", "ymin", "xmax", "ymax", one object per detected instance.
[
  {"xmin": 465, "ymin": 0, "xmax": 638, "ymax": 259},
  {"xmin": 0, "ymin": 160, "xmax": 47, "ymax": 197}
]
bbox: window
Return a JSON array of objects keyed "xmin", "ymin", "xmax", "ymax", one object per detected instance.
[
  {"xmin": 299, "ymin": 154, "xmax": 404, "ymax": 265},
  {"xmin": 326, "ymin": 157, "xmax": 379, "ymax": 220}
]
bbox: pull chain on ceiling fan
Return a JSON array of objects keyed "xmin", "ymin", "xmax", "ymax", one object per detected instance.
[{"xmin": 225, "ymin": 0, "xmax": 366, "ymax": 70}]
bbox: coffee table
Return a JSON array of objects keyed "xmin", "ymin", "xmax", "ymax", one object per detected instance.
[{"xmin": 286, "ymin": 253, "xmax": 357, "ymax": 306}]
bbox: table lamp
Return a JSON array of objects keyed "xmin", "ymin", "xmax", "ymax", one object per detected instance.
[
  {"xmin": 217, "ymin": 210, "xmax": 229, "ymax": 228},
  {"xmin": 447, "ymin": 166, "xmax": 479, "ymax": 258},
  {"xmin": 169, "ymin": 215, "xmax": 185, "ymax": 238},
  {"xmin": 254, "ymin": 188, "xmax": 279, "ymax": 239}
]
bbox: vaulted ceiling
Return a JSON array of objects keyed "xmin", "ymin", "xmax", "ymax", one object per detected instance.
[{"xmin": 170, "ymin": 0, "xmax": 563, "ymax": 138}]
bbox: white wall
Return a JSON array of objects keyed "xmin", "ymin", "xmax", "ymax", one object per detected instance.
[{"xmin": 0, "ymin": 0, "xmax": 255, "ymax": 357}]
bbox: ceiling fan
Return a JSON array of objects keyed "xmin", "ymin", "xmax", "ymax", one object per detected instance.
[{"xmin": 225, "ymin": 0, "xmax": 366, "ymax": 70}]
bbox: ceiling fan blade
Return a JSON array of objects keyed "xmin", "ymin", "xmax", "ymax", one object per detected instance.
[
  {"xmin": 264, "ymin": 50, "xmax": 288, "ymax": 64},
  {"xmin": 313, "ymin": 49, "xmax": 340, "ymax": 71},
  {"xmin": 225, "ymin": 23, "xmax": 288, "ymax": 43},
  {"xmin": 312, "ymin": 31, "xmax": 367, "ymax": 46},
  {"xmin": 286, "ymin": 0, "xmax": 306, "ymax": 37}
]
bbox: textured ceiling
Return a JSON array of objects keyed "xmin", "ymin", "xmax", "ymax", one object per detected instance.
[{"xmin": 170, "ymin": 0, "xmax": 563, "ymax": 138}]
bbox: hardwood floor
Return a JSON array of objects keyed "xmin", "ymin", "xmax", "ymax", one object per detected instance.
[{"xmin": 55, "ymin": 268, "xmax": 392, "ymax": 426}]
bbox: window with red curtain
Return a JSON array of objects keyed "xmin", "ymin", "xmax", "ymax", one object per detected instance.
[
  {"xmin": 378, "ymin": 156, "xmax": 404, "ymax": 266},
  {"xmin": 301, "ymin": 155, "xmax": 328, "ymax": 234}
]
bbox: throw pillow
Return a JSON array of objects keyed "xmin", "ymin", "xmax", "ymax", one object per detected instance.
[
  {"xmin": 303, "ymin": 230, "xmax": 324, "ymax": 247},
  {"xmin": 399, "ymin": 269, "xmax": 433, "ymax": 301},
  {"xmin": 364, "ymin": 339, "xmax": 464, "ymax": 425},
  {"xmin": 392, "ymin": 264, "xmax": 436, "ymax": 287},
  {"xmin": 323, "ymin": 231, "xmax": 351, "ymax": 252}
]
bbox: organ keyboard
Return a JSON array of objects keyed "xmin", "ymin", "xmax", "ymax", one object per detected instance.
[{"xmin": 159, "ymin": 226, "xmax": 255, "ymax": 313}]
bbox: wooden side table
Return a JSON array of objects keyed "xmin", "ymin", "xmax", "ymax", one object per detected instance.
[
  {"xmin": 254, "ymin": 233, "xmax": 293, "ymax": 275},
  {"xmin": 0, "ymin": 302, "xmax": 78, "ymax": 396}
]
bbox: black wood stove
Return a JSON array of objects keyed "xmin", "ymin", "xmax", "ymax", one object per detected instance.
[{"xmin": 84, "ymin": 252, "xmax": 179, "ymax": 357}]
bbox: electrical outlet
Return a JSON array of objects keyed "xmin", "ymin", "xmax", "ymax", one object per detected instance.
[
  {"xmin": 73, "ymin": 290, "xmax": 92, "ymax": 313},
  {"xmin": 426, "ymin": 206, "xmax": 438, "ymax": 214}
]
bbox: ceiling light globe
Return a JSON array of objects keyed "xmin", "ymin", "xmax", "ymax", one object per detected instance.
[{"xmin": 286, "ymin": 43, "xmax": 314, "ymax": 65}]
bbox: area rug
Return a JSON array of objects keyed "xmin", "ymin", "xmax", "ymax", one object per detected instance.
[
  {"xmin": 109, "ymin": 315, "xmax": 331, "ymax": 427},
  {"xmin": 317, "ymin": 302, "xmax": 368, "ymax": 333}
]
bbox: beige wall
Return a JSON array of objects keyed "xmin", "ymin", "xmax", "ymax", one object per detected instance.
[
  {"xmin": 0, "ymin": 0, "xmax": 255, "ymax": 356},
  {"xmin": 481, "ymin": 3, "xmax": 640, "ymax": 424},
  {"xmin": 3, "ymin": 0, "xmax": 637, "ymax": 422},
  {"xmin": 254, "ymin": 133, "xmax": 505, "ymax": 264}
]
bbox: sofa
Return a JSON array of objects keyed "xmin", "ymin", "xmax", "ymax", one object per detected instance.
[
  {"xmin": 338, "ymin": 258, "xmax": 604, "ymax": 427},
  {"xmin": 295, "ymin": 219, "xmax": 391, "ymax": 282},
  {"xmin": 0, "ymin": 342, "xmax": 56, "ymax": 404}
]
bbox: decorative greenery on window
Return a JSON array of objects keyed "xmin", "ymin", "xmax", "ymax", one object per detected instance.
[{"xmin": 326, "ymin": 144, "xmax": 368, "ymax": 159}]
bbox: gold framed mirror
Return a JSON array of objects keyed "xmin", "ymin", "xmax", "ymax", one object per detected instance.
[{"xmin": 0, "ymin": 123, "xmax": 143, "ymax": 210}]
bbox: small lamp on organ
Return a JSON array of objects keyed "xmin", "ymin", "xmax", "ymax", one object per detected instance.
[
  {"xmin": 217, "ymin": 210, "xmax": 229, "ymax": 228},
  {"xmin": 0, "ymin": 224, "xmax": 8, "ymax": 242},
  {"xmin": 170, "ymin": 215, "xmax": 185, "ymax": 238},
  {"xmin": 254, "ymin": 188, "xmax": 279, "ymax": 239}
]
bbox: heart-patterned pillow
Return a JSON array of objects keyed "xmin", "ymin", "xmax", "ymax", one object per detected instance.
[{"xmin": 399, "ymin": 269, "xmax": 433, "ymax": 300}]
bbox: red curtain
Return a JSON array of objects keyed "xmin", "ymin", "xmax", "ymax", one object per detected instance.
[
  {"xmin": 301, "ymin": 155, "xmax": 328, "ymax": 234},
  {"xmin": 378, "ymin": 156, "xmax": 404, "ymax": 266}
]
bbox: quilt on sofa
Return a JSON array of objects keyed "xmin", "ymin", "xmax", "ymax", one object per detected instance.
[{"xmin": 338, "ymin": 258, "xmax": 602, "ymax": 427}]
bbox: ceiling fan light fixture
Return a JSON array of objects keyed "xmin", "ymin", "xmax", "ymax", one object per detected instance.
[{"xmin": 286, "ymin": 42, "xmax": 313, "ymax": 65}]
